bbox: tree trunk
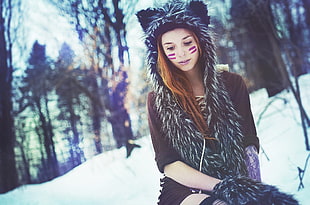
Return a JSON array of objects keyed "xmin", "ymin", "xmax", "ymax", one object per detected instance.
[
  {"xmin": 108, "ymin": 0, "xmax": 136, "ymax": 149},
  {"xmin": 87, "ymin": 70, "xmax": 103, "ymax": 154},
  {"xmin": 230, "ymin": 0, "xmax": 289, "ymax": 96},
  {"xmin": 0, "ymin": 0, "xmax": 18, "ymax": 193},
  {"xmin": 68, "ymin": 102, "xmax": 83, "ymax": 166},
  {"xmin": 19, "ymin": 137, "xmax": 32, "ymax": 183},
  {"xmin": 301, "ymin": 0, "xmax": 310, "ymax": 27},
  {"xmin": 36, "ymin": 99, "xmax": 59, "ymax": 180},
  {"xmin": 283, "ymin": 0, "xmax": 306, "ymax": 76}
]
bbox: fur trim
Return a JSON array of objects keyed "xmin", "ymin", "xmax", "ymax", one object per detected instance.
[{"xmin": 213, "ymin": 176, "xmax": 299, "ymax": 205}]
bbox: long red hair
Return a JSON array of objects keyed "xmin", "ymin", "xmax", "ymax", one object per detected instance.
[{"xmin": 157, "ymin": 31, "xmax": 214, "ymax": 141}]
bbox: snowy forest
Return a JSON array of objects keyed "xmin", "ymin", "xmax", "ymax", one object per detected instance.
[{"xmin": 0, "ymin": 0, "xmax": 309, "ymax": 204}]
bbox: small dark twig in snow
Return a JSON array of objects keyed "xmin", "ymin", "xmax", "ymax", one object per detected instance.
[{"xmin": 298, "ymin": 153, "xmax": 310, "ymax": 191}]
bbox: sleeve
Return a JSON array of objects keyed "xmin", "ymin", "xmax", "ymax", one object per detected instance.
[
  {"xmin": 222, "ymin": 72, "xmax": 260, "ymax": 152},
  {"xmin": 147, "ymin": 92, "xmax": 182, "ymax": 173},
  {"xmin": 244, "ymin": 145, "xmax": 261, "ymax": 181}
]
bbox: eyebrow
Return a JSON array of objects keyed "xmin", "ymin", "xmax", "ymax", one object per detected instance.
[
  {"xmin": 182, "ymin": 35, "xmax": 192, "ymax": 40},
  {"xmin": 163, "ymin": 35, "xmax": 193, "ymax": 45}
]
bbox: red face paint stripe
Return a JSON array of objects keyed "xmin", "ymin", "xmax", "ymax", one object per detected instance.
[
  {"xmin": 189, "ymin": 46, "xmax": 197, "ymax": 54},
  {"xmin": 190, "ymin": 48, "xmax": 197, "ymax": 54},
  {"xmin": 168, "ymin": 53, "xmax": 176, "ymax": 59},
  {"xmin": 189, "ymin": 46, "xmax": 196, "ymax": 51}
]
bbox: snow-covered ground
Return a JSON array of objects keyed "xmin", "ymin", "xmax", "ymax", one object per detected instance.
[
  {"xmin": 0, "ymin": 74, "xmax": 309, "ymax": 205},
  {"xmin": 249, "ymin": 74, "xmax": 310, "ymax": 204}
]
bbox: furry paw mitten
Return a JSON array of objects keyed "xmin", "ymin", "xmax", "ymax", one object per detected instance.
[{"xmin": 213, "ymin": 176, "xmax": 299, "ymax": 205}]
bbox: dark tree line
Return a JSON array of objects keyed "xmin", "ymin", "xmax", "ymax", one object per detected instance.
[
  {"xmin": 54, "ymin": 43, "xmax": 85, "ymax": 167},
  {"xmin": 19, "ymin": 41, "xmax": 59, "ymax": 181},
  {"xmin": 51, "ymin": 0, "xmax": 140, "ymax": 155},
  {"xmin": 1, "ymin": 0, "xmax": 145, "ymax": 193},
  {"xmin": 15, "ymin": 41, "xmax": 91, "ymax": 184}
]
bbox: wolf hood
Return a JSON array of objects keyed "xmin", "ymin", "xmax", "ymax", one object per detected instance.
[
  {"xmin": 137, "ymin": 0, "xmax": 214, "ymax": 89},
  {"xmin": 137, "ymin": 0, "xmax": 248, "ymax": 178}
]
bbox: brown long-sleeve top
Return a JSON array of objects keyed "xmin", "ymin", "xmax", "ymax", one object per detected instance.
[{"xmin": 147, "ymin": 71, "xmax": 259, "ymax": 173}]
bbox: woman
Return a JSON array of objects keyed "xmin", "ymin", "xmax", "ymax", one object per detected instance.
[{"xmin": 137, "ymin": 1, "xmax": 298, "ymax": 204}]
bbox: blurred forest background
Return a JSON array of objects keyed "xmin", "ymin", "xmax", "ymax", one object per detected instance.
[{"xmin": 0, "ymin": 0, "xmax": 309, "ymax": 194}]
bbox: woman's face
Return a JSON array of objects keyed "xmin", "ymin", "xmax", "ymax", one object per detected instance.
[{"xmin": 161, "ymin": 28, "xmax": 200, "ymax": 73}]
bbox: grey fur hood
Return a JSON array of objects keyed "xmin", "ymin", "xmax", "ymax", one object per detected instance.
[
  {"xmin": 136, "ymin": 0, "xmax": 215, "ymax": 89},
  {"xmin": 137, "ymin": 0, "xmax": 248, "ymax": 178}
]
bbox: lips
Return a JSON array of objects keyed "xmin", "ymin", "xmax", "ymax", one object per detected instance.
[{"xmin": 178, "ymin": 59, "xmax": 190, "ymax": 65}]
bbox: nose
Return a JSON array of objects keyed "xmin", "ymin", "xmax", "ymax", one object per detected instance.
[{"xmin": 176, "ymin": 48, "xmax": 186, "ymax": 57}]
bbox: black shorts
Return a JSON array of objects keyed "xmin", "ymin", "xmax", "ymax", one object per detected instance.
[{"xmin": 157, "ymin": 177, "xmax": 193, "ymax": 205}]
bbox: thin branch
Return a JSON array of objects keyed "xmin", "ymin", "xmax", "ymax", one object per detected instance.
[{"xmin": 297, "ymin": 153, "xmax": 310, "ymax": 190}]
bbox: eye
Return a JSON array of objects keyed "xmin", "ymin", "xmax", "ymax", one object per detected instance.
[
  {"xmin": 184, "ymin": 41, "xmax": 192, "ymax": 46},
  {"xmin": 165, "ymin": 46, "xmax": 175, "ymax": 51}
]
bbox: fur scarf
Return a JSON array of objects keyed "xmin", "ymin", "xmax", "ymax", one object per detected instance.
[{"xmin": 137, "ymin": 0, "xmax": 248, "ymax": 179}]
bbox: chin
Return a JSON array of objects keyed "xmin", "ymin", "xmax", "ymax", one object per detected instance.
[{"xmin": 179, "ymin": 65, "xmax": 195, "ymax": 72}]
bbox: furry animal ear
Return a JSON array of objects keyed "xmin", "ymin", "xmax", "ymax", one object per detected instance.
[
  {"xmin": 136, "ymin": 9, "xmax": 159, "ymax": 32},
  {"xmin": 188, "ymin": 1, "xmax": 210, "ymax": 26}
]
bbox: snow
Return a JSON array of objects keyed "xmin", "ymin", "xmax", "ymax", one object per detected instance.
[{"xmin": 0, "ymin": 74, "xmax": 309, "ymax": 205}]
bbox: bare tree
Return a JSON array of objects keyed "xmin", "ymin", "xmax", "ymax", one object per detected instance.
[
  {"xmin": 54, "ymin": 43, "xmax": 86, "ymax": 167},
  {"xmin": 51, "ymin": 0, "xmax": 140, "ymax": 156},
  {"xmin": 19, "ymin": 41, "xmax": 59, "ymax": 181},
  {"xmin": 271, "ymin": 0, "xmax": 310, "ymax": 150}
]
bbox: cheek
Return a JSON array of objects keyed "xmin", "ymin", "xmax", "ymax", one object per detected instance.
[
  {"xmin": 189, "ymin": 46, "xmax": 197, "ymax": 54},
  {"xmin": 167, "ymin": 53, "xmax": 176, "ymax": 60}
]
